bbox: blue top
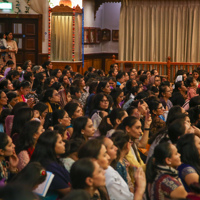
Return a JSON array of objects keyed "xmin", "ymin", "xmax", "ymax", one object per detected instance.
[
  {"xmin": 116, "ymin": 161, "xmax": 128, "ymax": 184},
  {"xmin": 43, "ymin": 161, "xmax": 71, "ymax": 200},
  {"xmin": 177, "ymin": 163, "xmax": 197, "ymax": 192}
]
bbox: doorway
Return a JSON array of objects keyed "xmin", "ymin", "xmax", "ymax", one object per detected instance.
[{"xmin": 0, "ymin": 14, "xmax": 42, "ymax": 66}]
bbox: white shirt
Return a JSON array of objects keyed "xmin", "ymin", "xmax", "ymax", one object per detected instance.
[{"xmin": 105, "ymin": 166, "xmax": 134, "ymax": 200}]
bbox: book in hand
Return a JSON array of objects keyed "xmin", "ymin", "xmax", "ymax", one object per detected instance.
[{"xmin": 33, "ymin": 171, "xmax": 55, "ymax": 197}]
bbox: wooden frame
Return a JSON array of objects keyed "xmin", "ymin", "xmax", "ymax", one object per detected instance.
[
  {"xmin": 84, "ymin": 27, "xmax": 102, "ymax": 44},
  {"xmin": 90, "ymin": 28, "xmax": 96, "ymax": 44},
  {"xmin": 112, "ymin": 55, "xmax": 200, "ymax": 82},
  {"xmin": 102, "ymin": 28, "xmax": 111, "ymax": 41},
  {"xmin": 112, "ymin": 30, "xmax": 119, "ymax": 41},
  {"xmin": 95, "ymin": 28, "xmax": 101, "ymax": 44},
  {"xmin": 51, "ymin": 4, "xmax": 82, "ymax": 13},
  {"xmin": 84, "ymin": 28, "xmax": 90, "ymax": 44}
]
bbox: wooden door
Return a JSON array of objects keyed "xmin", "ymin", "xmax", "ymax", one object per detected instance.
[{"xmin": 0, "ymin": 14, "xmax": 42, "ymax": 66}]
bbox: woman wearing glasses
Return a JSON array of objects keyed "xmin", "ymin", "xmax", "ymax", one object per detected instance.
[
  {"xmin": 41, "ymin": 88, "xmax": 61, "ymax": 129},
  {"xmin": 90, "ymin": 93, "xmax": 110, "ymax": 137},
  {"xmin": 148, "ymin": 100, "xmax": 166, "ymax": 136}
]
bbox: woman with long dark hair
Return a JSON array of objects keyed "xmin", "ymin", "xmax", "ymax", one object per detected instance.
[
  {"xmin": 30, "ymin": 130, "xmax": 70, "ymax": 198},
  {"xmin": 4, "ymin": 31, "xmax": 18, "ymax": 67},
  {"xmin": 0, "ymin": 132, "xmax": 18, "ymax": 186},
  {"xmin": 110, "ymin": 87, "xmax": 124, "ymax": 108},
  {"xmin": 177, "ymin": 134, "xmax": 200, "ymax": 192},
  {"xmin": 71, "ymin": 116, "xmax": 95, "ymax": 141},
  {"xmin": 16, "ymin": 120, "xmax": 43, "ymax": 171},
  {"xmin": 72, "ymin": 77, "xmax": 89, "ymax": 106},
  {"xmin": 10, "ymin": 162, "xmax": 46, "ymax": 190},
  {"xmin": 146, "ymin": 142, "xmax": 187, "ymax": 199},
  {"xmin": 98, "ymin": 108, "xmax": 128, "ymax": 137},
  {"xmin": 42, "ymin": 61, "xmax": 53, "ymax": 78},
  {"xmin": 11, "ymin": 107, "xmax": 34, "ymax": 145},
  {"xmin": 117, "ymin": 116, "xmax": 148, "ymax": 169},
  {"xmin": 90, "ymin": 93, "xmax": 109, "ymax": 136},
  {"xmin": 148, "ymin": 100, "xmax": 165, "ymax": 136},
  {"xmin": 96, "ymin": 81, "xmax": 111, "ymax": 95},
  {"xmin": 70, "ymin": 158, "xmax": 106, "ymax": 199}
]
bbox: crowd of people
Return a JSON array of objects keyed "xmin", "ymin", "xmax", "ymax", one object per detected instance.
[{"xmin": 0, "ymin": 48, "xmax": 200, "ymax": 200}]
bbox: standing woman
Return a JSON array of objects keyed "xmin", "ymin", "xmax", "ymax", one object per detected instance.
[
  {"xmin": 4, "ymin": 31, "xmax": 18, "ymax": 68},
  {"xmin": 146, "ymin": 142, "xmax": 187, "ymax": 200},
  {"xmin": 30, "ymin": 130, "xmax": 71, "ymax": 199}
]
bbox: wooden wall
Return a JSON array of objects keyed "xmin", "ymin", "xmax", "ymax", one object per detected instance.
[
  {"xmin": 84, "ymin": 53, "xmax": 118, "ymax": 74},
  {"xmin": 38, "ymin": 53, "xmax": 118, "ymax": 74}
]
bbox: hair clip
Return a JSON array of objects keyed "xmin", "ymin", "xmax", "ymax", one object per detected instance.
[{"xmin": 40, "ymin": 170, "xmax": 46, "ymax": 176}]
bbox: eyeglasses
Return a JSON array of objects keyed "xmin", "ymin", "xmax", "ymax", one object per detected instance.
[
  {"xmin": 157, "ymin": 106, "xmax": 163, "ymax": 110},
  {"xmin": 101, "ymin": 100, "xmax": 109, "ymax": 103}
]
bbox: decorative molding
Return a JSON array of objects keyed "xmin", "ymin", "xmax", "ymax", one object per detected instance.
[
  {"xmin": 51, "ymin": 4, "xmax": 82, "ymax": 13},
  {"xmin": 94, "ymin": 0, "xmax": 121, "ymax": 18}
]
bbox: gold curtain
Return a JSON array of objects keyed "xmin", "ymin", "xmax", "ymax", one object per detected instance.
[
  {"xmin": 119, "ymin": 0, "xmax": 200, "ymax": 62},
  {"xmin": 75, "ymin": 13, "xmax": 82, "ymax": 61},
  {"xmin": 51, "ymin": 13, "xmax": 73, "ymax": 61}
]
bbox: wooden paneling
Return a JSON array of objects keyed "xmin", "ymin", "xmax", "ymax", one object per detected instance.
[
  {"xmin": 16, "ymin": 52, "xmax": 23, "ymax": 65},
  {"xmin": 25, "ymin": 24, "xmax": 35, "ymax": 35},
  {"xmin": 84, "ymin": 60, "xmax": 93, "ymax": 73},
  {"xmin": 38, "ymin": 53, "xmax": 49, "ymax": 65},
  {"xmin": 38, "ymin": 53, "xmax": 117, "ymax": 75},
  {"xmin": 52, "ymin": 61, "xmax": 83, "ymax": 73},
  {"xmin": 26, "ymin": 38, "xmax": 35, "ymax": 50},
  {"xmin": 84, "ymin": 53, "xmax": 118, "ymax": 75},
  {"xmin": 105, "ymin": 58, "xmax": 114, "ymax": 74},
  {"xmin": 93, "ymin": 59, "xmax": 102, "ymax": 69},
  {"xmin": 0, "ymin": 14, "xmax": 42, "ymax": 65},
  {"xmin": 25, "ymin": 53, "xmax": 36, "ymax": 65}
]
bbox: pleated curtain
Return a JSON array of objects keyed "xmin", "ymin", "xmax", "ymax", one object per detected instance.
[
  {"xmin": 119, "ymin": 0, "xmax": 200, "ymax": 62},
  {"xmin": 51, "ymin": 13, "xmax": 73, "ymax": 61}
]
